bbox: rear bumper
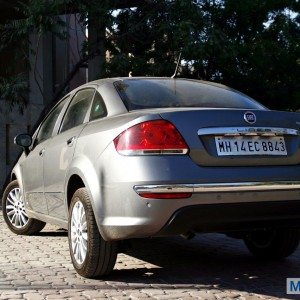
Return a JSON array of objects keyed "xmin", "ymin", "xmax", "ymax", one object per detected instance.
[
  {"xmin": 99, "ymin": 181, "xmax": 300, "ymax": 241},
  {"xmin": 135, "ymin": 182, "xmax": 300, "ymax": 236},
  {"xmin": 134, "ymin": 181, "xmax": 300, "ymax": 194},
  {"xmin": 96, "ymin": 145, "xmax": 300, "ymax": 240},
  {"xmin": 156, "ymin": 200, "xmax": 300, "ymax": 236}
]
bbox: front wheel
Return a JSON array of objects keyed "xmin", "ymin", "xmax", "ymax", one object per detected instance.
[
  {"xmin": 244, "ymin": 229, "xmax": 300, "ymax": 260},
  {"xmin": 68, "ymin": 188, "xmax": 118, "ymax": 278},
  {"xmin": 2, "ymin": 180, "xmax": 46, "ymax": 235}
]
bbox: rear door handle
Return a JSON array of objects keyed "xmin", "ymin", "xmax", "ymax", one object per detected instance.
[
  {"xmin": 39, "ymin": 149, "xmax": 45, "ymax": 156},
  {"xmin": 67, "ymin": 136, "xmax": 76, "ymax": 147}
]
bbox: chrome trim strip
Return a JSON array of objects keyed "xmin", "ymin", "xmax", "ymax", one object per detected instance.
[
  {"xmin": 197, "ymin": 127, "xmax": 299, "ymax": 136},
  {"xmin": 135, "ymin": 185, "xmax": 194, "ymax": 194},
  {"xmin": 118, "ymin": 149, "xmax": 189, "ymax": 155},
  {"xmin": 134, "ymin": 181, "xmax": 300, "ymax": 194}
]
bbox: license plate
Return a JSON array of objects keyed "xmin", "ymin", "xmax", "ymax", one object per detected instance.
[{"xmin": 215, "ymin": 136, "xmax": 287, "ymax": 156}]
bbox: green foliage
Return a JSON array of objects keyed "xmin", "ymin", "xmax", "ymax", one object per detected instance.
[
  {"xmin": 105, "ymin": 0, "xmax": 300, "ymax": 110},
  {"xmin": 0, "ymin": 74, "xmax": 28, "ymax": 113},
  {"xmin": 0, "ymin": 0, "xmax": 70, "ymax": 51},
  {"xmin": 0, "ymin": 0, "xmax": 299, "ymax": 110}
]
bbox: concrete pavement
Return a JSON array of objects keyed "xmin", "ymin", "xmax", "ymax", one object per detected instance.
[{"xmin": 0, "ymin": 212, "xmax": 298, "ymax": 300}]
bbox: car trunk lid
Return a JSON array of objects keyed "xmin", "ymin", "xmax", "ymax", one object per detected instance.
[{"xmin": 159, "ymin": 108, "xmax": 300, "ymax": 166}]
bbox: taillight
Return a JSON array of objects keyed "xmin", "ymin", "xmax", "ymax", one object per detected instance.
[{"xmin": 114, "ymin": 120, "xmax": 189, "ymax": 155}]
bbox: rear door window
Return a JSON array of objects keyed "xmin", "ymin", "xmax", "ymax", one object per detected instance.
[
  {"xmin": 60, "ymin": 89, "xmax": 95, "ymax": 133},
  {"xmin": 36, "ymin": 98, "xmax": 68, "ymax": 144}
]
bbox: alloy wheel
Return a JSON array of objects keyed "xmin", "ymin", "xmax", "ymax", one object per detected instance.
[
  {"xmin": 71, "ymin": 200, "xmax": 88, "ymax": 265},
  {"xmin": 5, "ymin": 188, "xmax": 29, "ymax": 228}
]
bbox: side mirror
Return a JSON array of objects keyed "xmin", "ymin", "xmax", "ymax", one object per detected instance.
[{"xmin": 14, "ymin": 134, "xmax": 32, "ymax": 155}]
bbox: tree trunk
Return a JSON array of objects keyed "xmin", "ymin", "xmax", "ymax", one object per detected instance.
[{"xmin": 88, "ymin": 13, "xmax": 106, "ymax": 81}]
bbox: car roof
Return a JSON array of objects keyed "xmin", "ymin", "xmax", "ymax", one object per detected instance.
[{"xmin": 85, "ymin": 77, "xmax": 234, "ymax": 92}]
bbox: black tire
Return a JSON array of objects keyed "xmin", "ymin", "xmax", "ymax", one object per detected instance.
[
  {"xmin": 244, "ymin": 229, "xmax": 300, "ymax": 260},
  {"xmin": 68, "ymin": 188, "xmax": 118, "ymax": 278},
  {"xmin": 2, "ymin": 180, "xmax": 46, "ymax": 235}
]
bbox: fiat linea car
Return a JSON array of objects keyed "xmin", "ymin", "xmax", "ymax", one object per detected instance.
[{"xmin": 2, "ymin": 77, "xmax": 300, "ymax": 278}]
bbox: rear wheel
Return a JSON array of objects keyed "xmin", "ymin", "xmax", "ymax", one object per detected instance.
[
  {"xmin": 244, "ymin": 229, "xmax": 300, "ymax": 259},
  {"xmin": 68, "ymin": 188, "xmax": 118, "ymax": 278},
  {"xmin": 2, "ymin": 180, "xmax": 46, "ymax": 235}
]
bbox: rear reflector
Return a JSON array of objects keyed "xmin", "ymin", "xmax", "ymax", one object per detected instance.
[
  {"xmin": 139, "ymin": 192, "xmax": 192, "ymax": 199},
  {"xmin": 114, "ymin": 120, "xmax": 189, "ymax": 155}
]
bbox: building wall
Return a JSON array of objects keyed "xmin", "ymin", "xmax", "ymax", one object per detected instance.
[
  {"xmin": 0, "ymin": 101, "xmax": 40, "ymax": 190},
  {"xmin": 0, "ymin": 14, "xmax": 86, "ymax": 192}
]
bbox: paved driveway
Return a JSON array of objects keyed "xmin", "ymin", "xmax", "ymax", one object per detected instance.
[{"xmin": 0, "ymin": 211, "xmax": 298, "ymax": 300}]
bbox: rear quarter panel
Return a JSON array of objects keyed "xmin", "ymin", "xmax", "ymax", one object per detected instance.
[{"xmin": 66, "ymin": 112, "xmax": 163, "ymax": 237}]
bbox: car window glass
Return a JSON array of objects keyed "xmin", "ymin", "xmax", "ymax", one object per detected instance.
[
  {"xmin": 60, "ymin": 89, "xmax": 94, "ymax": 133},
  {"xmin": 114, "ymin": 79, "xmax": 265, "ymax": 110},
  {"xmin": 90, "ymin": 91, "xmax": 107, "ymax": 121},
  {"xmin": 36, "ymin": 99, "xmax": 67, "ymax": 144}
]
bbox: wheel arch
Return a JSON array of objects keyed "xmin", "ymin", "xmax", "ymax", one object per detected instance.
[
  {"xmin": 9, "ymin": 165, "xmax": 24, "ymax": 196},
  {"xmin": 66, "ymin": 174, "xmax": 85, "ymax": 209},
  {"xmin": 11, "ymin": 173, "xmax": 17, "ymax": 181},
  {"xmin": 65, "ymin": 157, "xmax": 105, "ymax": 238}
]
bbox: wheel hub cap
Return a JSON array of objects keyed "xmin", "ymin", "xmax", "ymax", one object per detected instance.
[
  {"xmin": 6, "ymin": 187, "xmax": 29, "ymax": 228},
  {"xmin": 71, "ymin": 201, "xmax": 88, "ymax": 265}
]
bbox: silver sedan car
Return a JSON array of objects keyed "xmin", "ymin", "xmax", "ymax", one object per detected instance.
[{"xmin": 2, "ymin": 78, "xmax": 300, "ymax": 278}]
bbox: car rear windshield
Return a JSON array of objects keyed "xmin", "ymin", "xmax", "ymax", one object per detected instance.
[{"xmin": 114, "ymin": 79, "xmax": 265, "ymax": 111}]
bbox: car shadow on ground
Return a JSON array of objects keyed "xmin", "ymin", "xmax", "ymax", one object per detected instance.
[
  {"xmin": 34, "ymin": 229, "xmax": 68, "ymax": 237},
  {"xmin": 108, "ymin": 234, "xmax": 298, "ymax": 299},
  {"xmin": 1, "ymin": 211, "xmax": 296, "ymax": 299}
]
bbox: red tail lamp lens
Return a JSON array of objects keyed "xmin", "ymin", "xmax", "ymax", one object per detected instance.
[{"xmin": 114, "ymin": 120, "xmax": 189, "ymax": 155}]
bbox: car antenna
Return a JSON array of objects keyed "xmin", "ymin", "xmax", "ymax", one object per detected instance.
[{"xmin": 171, "ymin": 51, "xmax": 182, "ymax": 78}]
